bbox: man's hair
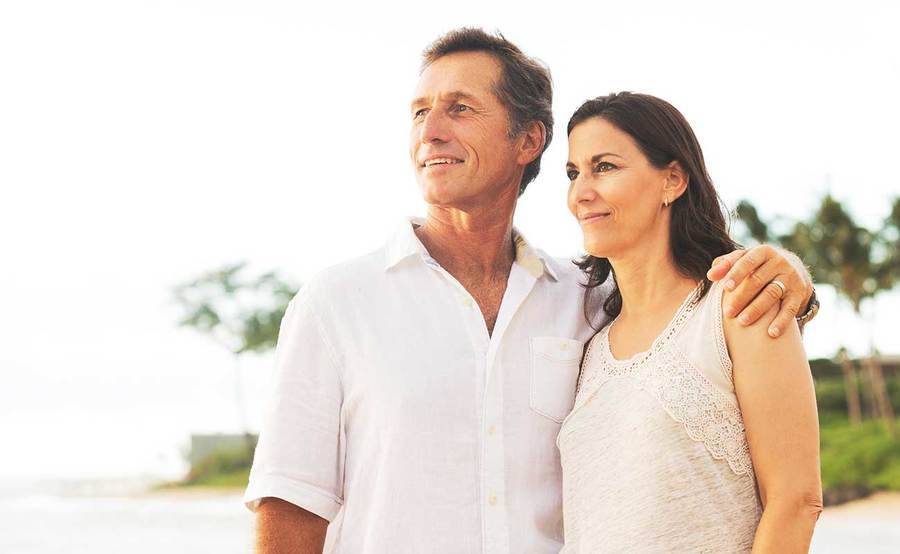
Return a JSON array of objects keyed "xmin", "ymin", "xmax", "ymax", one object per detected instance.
[{"xmin": 421, "ymin": 28, "xmax": 553, "ymax": 196}]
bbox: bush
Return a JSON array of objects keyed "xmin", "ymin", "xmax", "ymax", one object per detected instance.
[
  {"xmin": 888, "ymin": 378, "xmax": 900, "ymax": 412},
  {"xmin": 814, "ymin": 377, "xmax": 848, "ymax": 416},
  {"xmin": 811, "ymin": 361, "xmax": 899, "ymax": 422},
  {"xmin": 186, "ymin": 443, "xmax": 255, "ymax": 487},
  {"xmin": 820, "ymin": 418, "xmax": 900, "ymax": 504},
  {"xmin": 810, "ymin": 358, "xmax": 843, "ymax": 380}
]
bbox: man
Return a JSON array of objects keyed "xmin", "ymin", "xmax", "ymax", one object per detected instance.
[{"xmin": 245, "ymin": 28, "xmax": 817, "ymax": 553}]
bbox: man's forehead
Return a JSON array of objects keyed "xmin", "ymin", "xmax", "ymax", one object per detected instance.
[
  {"xmin": 410, "ymin": 90, "xmax": 481, "ymax": 108},
  {"xmin": 412, "ymin": 51, "xmax": 501, "ymax": 102}
]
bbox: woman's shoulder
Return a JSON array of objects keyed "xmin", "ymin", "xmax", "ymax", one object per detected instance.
[
  {"xmin": 676, "ymin": 279, "xmax": 735, "ymax": 392},
  {"xmin": 719, "ymin": 278, "xmax": 806, "ymax": 381}
]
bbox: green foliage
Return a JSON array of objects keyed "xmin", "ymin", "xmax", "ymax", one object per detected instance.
[
  {"xmin": 813, "ymin": 359, "xmax": 900, "ymax": 503},
  {"xmin": 812, "ymin": 359, "xmax": 899, "ymax": 421},
  {"xmin": 809, "ymin": 357, "xmax": 842, "ymax": 379},
  {"xmin": 820, "ymin": 418, "xmax": 900, "ymax": 495},
  {"xmin": 888, "ymin": 376, "xmax": 900, "ymax": 412},
  {"xmin": 737, "ymin": 195, "xmax": 899, "ymax": 313},
  {"xmin": 734, "ymin": 200, "xmax": 770, "ymax": 244},
  {"xmin": 815, "ymin": 377, "xmax": 849, "ymax": 415},
  {"xmin": 880, "ymin": 197, "xmax": 900, "ymax": 285},
  {"xmin": 185, "ymin": 443, "xmax": 255, "ymax": 488},
  {"xmin": 173, "ymin": 262, "xmax": 299, "ymax": 355},
  {"xmin": 781, "ymin": 196, "xmax": 883, "ymax": 312}
]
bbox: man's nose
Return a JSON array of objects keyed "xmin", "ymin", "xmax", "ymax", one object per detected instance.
[{"xmin": 420, "ymin": 110, "xmax": 451, "ymax": 144}]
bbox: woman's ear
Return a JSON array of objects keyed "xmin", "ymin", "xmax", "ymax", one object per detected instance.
[{"xmin": 664, "ymin": 160, "xmax": 689, "ymax": 203}]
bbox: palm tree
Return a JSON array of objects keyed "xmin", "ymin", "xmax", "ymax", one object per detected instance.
[
  {"xmin": 173, "ymin": 262, "xmax": 298, "ymax": 448},
  {"xmin": 736, "ymin": 196, "xmax": 898, "ymax": 434}
]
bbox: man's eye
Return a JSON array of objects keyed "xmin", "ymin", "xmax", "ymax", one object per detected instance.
[
  {"xmin": 452, "ymin": 104, "xmax": 469, "ymax": 113},
  {"xmin": 595, "ymin": 161, "xmax": 616, "ymax": 172},
  {"xmin": 414, "ymin": 108, "xmax": 429, "ymax": 119},
  {"xmin": 567, "ymin": 169, "xmax": 579, "ymax": 181}
]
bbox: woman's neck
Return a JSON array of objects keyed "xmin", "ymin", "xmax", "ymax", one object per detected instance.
[{"xmin": 609, "ymin": 239, "xmax": 697, "ymax": 320}]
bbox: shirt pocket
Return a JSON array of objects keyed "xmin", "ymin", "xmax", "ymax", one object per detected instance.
[{"xmin": 529, "ymin": 336, "xmax": 584, "ymax": 423}]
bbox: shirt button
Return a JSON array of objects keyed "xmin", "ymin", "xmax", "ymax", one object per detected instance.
[
  {"xmin": 487, "ymin": 425, "xmax": 496, "ymax": 436},
  {"xmin": 560, "ymin": 341, "xmax": 569, "ymax": 350},
  {"xmin": 488, "ymin": 494, "xmax": 498, "ymax": 506}
]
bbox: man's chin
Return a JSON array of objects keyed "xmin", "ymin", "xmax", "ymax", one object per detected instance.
[{"xmin": 417, "ymin": 180, "xmax": 470, "ymax": 207}]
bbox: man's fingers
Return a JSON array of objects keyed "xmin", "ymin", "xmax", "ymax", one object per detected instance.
[
  {"xmin": 783, "ymin": 263, "xmax": 814, "ymax": 309},
  {"xmin": 767, "ymin": 293, "xmax": 803, "ymax": 338},
  {"xmin": 733, "ymin": 279, "xmax": 785, "ymax": 326},
  {"xmin": 707, "ymin": 249, "xmax": 745, "ymax": 280},
  {"xmin": 723, "ymin": 257, "xmax": 781, "ymax": 318},
  {"xmin": 720, "ymin": 245, "xmax": 775, "ymax": 292}
]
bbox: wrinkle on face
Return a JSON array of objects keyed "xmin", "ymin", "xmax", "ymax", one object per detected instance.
[{"xmin": 409, "ymin": 51, "xmax": 521, "ymax": 209}]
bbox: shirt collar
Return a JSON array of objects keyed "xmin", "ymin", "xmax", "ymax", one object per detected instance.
[{"xmin": 384, "ymin": 217, "xmax": 559, "ymax": 282}]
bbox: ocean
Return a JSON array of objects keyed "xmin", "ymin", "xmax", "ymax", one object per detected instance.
[{"xmin": 1, "ymin": 485, "xmax": 898, "ymax": 553}]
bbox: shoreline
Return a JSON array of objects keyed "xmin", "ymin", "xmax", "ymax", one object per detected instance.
[
  {"xmin": 822, "ymin": 491, "xmax": 900, "ymax": 519},
  {"xmin": 141, "ymin": 485, "xmax": 245, "ymax": 499},
  {"xmin": 135, "ymin": 487, "xmax": 900, "ymax": 516}
]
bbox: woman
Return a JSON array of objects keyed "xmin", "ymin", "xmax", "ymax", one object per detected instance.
[{"xmin": 557, "ymin": 92, "xmax": 823, "ymax": 552}]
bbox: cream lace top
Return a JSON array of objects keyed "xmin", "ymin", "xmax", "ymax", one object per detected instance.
[{"xmin": 557, "ymin": 280, "xmax": 762, "ymax": 553}]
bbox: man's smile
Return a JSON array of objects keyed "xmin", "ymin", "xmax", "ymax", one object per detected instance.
[{"xmin": 421, "ymin": 156, "xmax": 464, "ymax": 168}]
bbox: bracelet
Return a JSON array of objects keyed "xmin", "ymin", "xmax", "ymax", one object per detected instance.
[{"xmin": 796, "ymin": 287, "xmax": 819, "ymax": 328}]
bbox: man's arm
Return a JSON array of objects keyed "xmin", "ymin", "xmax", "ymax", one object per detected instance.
[
  {"xmin": 707, "ymin": 245, "xmax": 815, "ymax": 338},
  {"xmin": 244, "ymin": 286, "xmax": 345, "ymax": 550},
  {"xmin": 256, "ymin": 498, "xmax": 328, "ymax": 554}
]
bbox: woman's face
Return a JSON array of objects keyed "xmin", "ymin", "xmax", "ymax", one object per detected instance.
[{"xmin": 566, "ymin": 117, "xmax": 678, "ymax": 260}]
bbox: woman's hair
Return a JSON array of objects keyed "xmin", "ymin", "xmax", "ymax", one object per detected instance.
[{"xmin": 567, "ymin": 92, "xmax": 739, "ymax": 324}]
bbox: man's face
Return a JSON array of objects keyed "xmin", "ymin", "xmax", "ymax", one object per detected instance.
[{"xmin": 409, "ymin": 51, "xmax": 522, "ymax": 209}]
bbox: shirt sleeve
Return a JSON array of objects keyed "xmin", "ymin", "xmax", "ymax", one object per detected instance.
[{"xmin": 243, "ymin": 286, "xmax": 345, "ymax": 521}]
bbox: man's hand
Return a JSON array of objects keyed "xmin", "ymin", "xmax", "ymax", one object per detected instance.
[{"xmin": 706, "ymin": 245, "xmax": 813, "ymax": 338}]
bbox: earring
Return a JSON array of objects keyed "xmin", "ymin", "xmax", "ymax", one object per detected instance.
[{"xmin": 664, "ymin": 196, "xmax": 669, "ymax": 208}]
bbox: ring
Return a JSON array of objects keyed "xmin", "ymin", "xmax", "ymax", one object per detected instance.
[{"xmin": 770, "ymin": 279, "xmax": 786, "ymax": 298}]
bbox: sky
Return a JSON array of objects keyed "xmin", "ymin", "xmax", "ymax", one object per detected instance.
[{"xmin": 1, "ymin": 0, "xmax": 899, "ymax": 480}]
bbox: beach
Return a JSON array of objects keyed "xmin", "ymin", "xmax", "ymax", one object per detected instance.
[
  {"xmin": 1, "ymin": 485, "xmax": 898, "ymax": 553},
  {"xmin": 811, "ymin": 492, "xmax": 900, "ymax": 553}
]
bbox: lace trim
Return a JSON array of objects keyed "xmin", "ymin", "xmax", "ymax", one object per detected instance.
[
  {"xmin": 576, "ymin": 282, "xmax": 702, "ymax": 396},
  {"xmin": 643, "ymin": 347, "xmax": 752, "ymax": 475},
  {"xmin": 570, "ymin": 282, "xmax": 753, "ymax": 477},
  {"xmin": 712, "ymin": 281, "xmax": 734, "ymax": 385}
]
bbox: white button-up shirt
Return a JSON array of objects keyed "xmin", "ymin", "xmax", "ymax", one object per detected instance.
[{"xmin": 245, "ymin": 218, "xmax": 604, "ymax": 553}]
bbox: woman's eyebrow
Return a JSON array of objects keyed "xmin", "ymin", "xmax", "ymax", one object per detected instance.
[
  {"xmin": 591, "ymin": 152, "xmax": 624, "ymax": 163},
  {"xmin": 567, "ymin": 152, "xmax": 625, "ymax": 167}
]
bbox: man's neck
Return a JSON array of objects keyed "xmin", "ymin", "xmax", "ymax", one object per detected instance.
[{"xmin": 415, "ymin": 204, "xmax": 516, "ymax": 283}]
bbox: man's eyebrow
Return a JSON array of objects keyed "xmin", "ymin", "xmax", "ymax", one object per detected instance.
[{"xmin": 410, "ymin": 91, "xmax": 481, "ymax": 110}]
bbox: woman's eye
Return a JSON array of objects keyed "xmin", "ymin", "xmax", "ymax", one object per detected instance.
[
  {"xmin": 595, "ymin": 161, "xmax": 616, "ymax": 173},
  {"xmin": 566, "ymin": 169, "xmax": 579, "ymax": 181}
]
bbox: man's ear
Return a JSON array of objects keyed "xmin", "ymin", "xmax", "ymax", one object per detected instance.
[
  {"xmin": 517, "ymin": 120, "xmax": 546, "ymax": 166},
  {"xmin": 664, "ymin": 160, "xmax": 689, "ymax": 202}
]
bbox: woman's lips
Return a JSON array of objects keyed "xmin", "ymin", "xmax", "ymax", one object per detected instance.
[{"xmin": 580, "ymin": 212, "xmax": 611, "ymax": 224}]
